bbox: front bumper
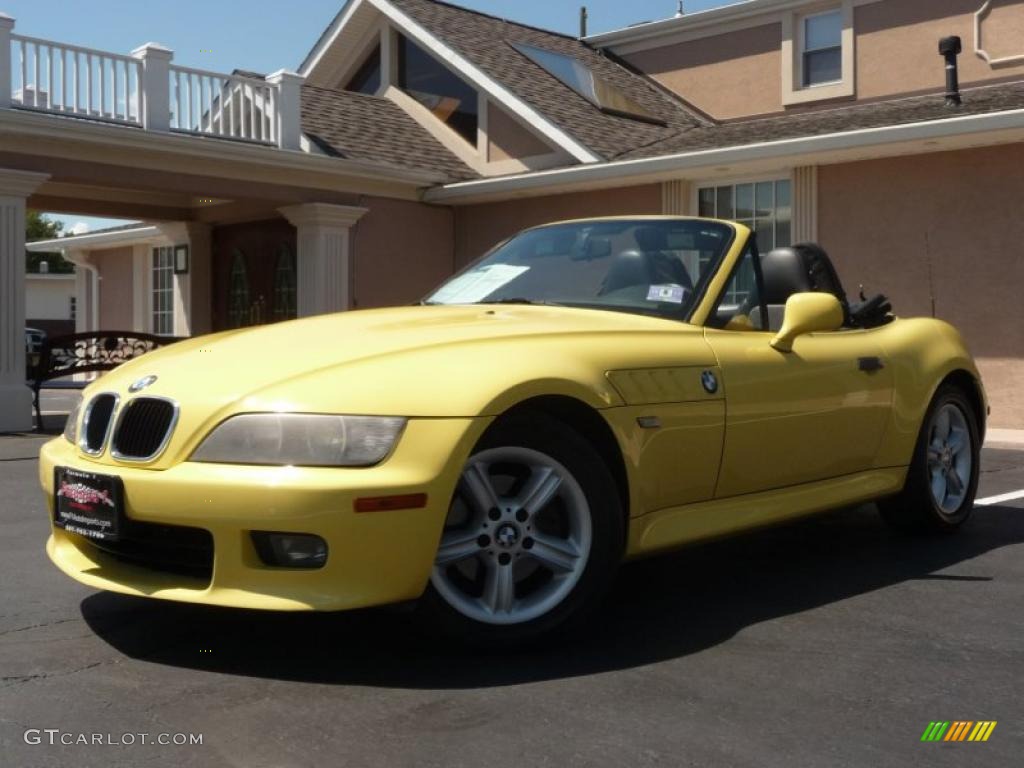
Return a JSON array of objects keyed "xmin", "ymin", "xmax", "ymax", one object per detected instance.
[{"xmin": 39, "ymin": 417, "xmax": 486, "ymax": 611}]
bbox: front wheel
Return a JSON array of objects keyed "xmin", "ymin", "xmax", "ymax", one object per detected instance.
[
  {"xmin": 879, "ymin": 384, "xmax": 980, "ymax": 533},
  {"xmin": 419, "ymin": 414, "xmax": 624, "ymax": 645}
]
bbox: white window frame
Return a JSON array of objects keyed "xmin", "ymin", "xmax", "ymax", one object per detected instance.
[
  {"xmin": 692, "ymin": 174, "xmax": 794, "ymax": 255},
  {"xmin": 151, "ymin": 246, "xmax": 175, "ymax": 336},
  {"xmin": 800, "ymin": 9, "xmax": 843, "ymax": 88},
  {"xmin": 782, "ymin": 1, "xmax": 855, "ymax": 106}
]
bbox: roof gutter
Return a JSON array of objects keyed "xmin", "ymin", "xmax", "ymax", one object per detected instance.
[
  {"xmin": 26, "ymin": 226, "xmax": 161, "ymax": 252},
  {"xmin": 423, "ymin": 107, "xmax": 1024, "ymax": 204},
  {"xmin": 587, "ymin": 0, "xmax": 821, "ymax": 48}
]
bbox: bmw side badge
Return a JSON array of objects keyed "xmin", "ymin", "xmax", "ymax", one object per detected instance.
[{"xmin": 701, "ymin": 370, "xmax": 718, "ymax": 394}]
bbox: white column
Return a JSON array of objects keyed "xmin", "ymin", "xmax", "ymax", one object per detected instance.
[
  {"xmin": 279, "ymin": 204, "xmax": 369, "ymax": 317},
  {"xmin": 265, "ymin": 70, "xmax": 305, "ymax": 150},
  {"xmin": 662, "ymin": 180, "xmax": 691, "ymax": 216},
  {"xmin": 0, "ymin": 14, "xmax": 13, "ymax": 110},
  {"xmin": 73, "ymin": 262, "xmax": 91, "ymax": 333},
  {"xmin": 792, "ymin": 166, "xmax": 818, "ymax": 244},
  {"xmin": 131, "ymin": 43, "xmax": 173, "ymax": 132},
  {"xmin": 0, "ymin": 168, "xmax": 49, "ymax": 432}
]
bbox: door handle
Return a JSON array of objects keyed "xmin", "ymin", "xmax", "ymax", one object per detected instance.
[{"xmin": 858, "ymin": 356, "xmax": 885, "ymax": 372}]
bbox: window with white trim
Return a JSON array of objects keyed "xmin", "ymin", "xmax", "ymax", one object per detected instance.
[
  {"xmin": 802, "ymin": 10, "xmax": 843, "ymax": 87},
  {"xmin": 697, "ymin": 179, "xmax": 792, "ymax": 254},
  {"xmin": 151, "ymin": 246, "xmax": 175, "ymax": 336}
]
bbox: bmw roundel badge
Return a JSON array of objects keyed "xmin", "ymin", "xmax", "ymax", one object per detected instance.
[
  {"xmin": 128, "ymin": 375, "xmax": 158, "ymax": 393},
  {"xmin": 701, "ymin": 370, "xmax": 718, "ymax": 394}
]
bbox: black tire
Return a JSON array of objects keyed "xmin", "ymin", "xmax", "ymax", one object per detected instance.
[
  {"xmin": 879, "ymin": 383, "xmax": 980, "ymax": 533},
  {"xmin": 417, "ymin": 412, "xmax": 624, "ymax": 646}
]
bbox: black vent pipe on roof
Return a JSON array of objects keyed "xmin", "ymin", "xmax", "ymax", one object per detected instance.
[
  {"xmin": 580, "ymin": 6, "xmax": 588, "ymax": 39},
  {"xmin": 939, "ymin": 35, "xmax": 963, "ymax": 107}
]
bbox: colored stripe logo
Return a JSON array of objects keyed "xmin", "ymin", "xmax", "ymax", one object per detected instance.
[{"xmin": 921, "ymin": 721, "xmax": 997, "ymax": 742}]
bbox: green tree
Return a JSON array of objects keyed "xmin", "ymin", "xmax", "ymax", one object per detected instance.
[{"xmin": 26, "ymin": 211, "xmax": 74, "ymax": 273}]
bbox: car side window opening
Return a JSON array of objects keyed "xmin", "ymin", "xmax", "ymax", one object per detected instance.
[
  {"xmin": 709, "ymin": 242, "xmax": 769, "ymax": 331},
  {"xmin": 426, "ymin": 220, "xmax": 734, "ymax": 322}
]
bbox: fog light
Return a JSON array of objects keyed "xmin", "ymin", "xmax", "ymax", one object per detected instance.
[{"xmin": 251, "ymin": 532, "xmax": 328, "ymax": 569}]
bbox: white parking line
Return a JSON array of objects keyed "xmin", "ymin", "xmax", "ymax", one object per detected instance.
[{"xmin": 976, "ymin": 489, "xmax": 1024, "ymax": 506}]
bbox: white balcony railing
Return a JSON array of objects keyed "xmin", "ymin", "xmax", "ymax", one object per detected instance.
[
  {"xmin": 10, "ymin": 33, "xmax": 143, "ymax": 125},
  {"xmin": 0, "ymin": 14, "xmax": 303, "ymax": 150},
  {"xmin": 169, "ymin": 64, "xmax": 276, "ymax": 144}
]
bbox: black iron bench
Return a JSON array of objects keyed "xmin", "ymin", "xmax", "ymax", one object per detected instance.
[{"xmin": 27, "ymin": 331, "xmax": 184, "ymax": 431}]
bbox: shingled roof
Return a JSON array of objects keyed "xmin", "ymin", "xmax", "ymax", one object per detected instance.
[
  {"xmin": 616, "ymin": 79, "xmax": 1024, "ymax": 160},
  {"xmin": 386, "ymin": 0, "xmax": 710, "ymax": 161},
  {"xmin": 298, "ymin": 0, "xmax": 1024, "ymax": 188},
  {"xmin": 301, "ymin": 84, "xmax": 477, "ymax": 181}
]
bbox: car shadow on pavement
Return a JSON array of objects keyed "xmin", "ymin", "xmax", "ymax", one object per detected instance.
[{"xmin": 80, "ymin": 503, "xmax": 1024, "ymax": 689}]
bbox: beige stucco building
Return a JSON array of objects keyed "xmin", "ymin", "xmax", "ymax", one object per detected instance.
[{"xmin": 6, "ymin": 0, "xmax": 1024, "ymax": 431}]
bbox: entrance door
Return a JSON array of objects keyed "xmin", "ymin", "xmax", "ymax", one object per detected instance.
[{"xmin": 212, "ymin": 220, "xmax": 297, "ymax": 331}]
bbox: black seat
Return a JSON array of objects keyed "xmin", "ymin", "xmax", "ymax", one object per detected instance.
[
  {"xmin": 634, "ymin": 226, "xmax": 694, "ymax": 290},
  {"xmin": 757, "ymin": 244, "xmax": 851, "ymax": 331},
  {"xmin": 600, "ymin": 250, "xmax": 651, "ymax": 295}
]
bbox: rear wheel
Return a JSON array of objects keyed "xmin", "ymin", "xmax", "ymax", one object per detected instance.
[
  {"xmin": 419, "ymin": 414, "xmax": 623, "ymax": 645},
  {"xmin": 879, "ymin": 384, "xmax": 980, "ymax": 533}
]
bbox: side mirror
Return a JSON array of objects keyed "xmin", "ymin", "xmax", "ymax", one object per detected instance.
[{"xmin": 770, "ymin": 293, "xmax": 844, "ymax": 352}]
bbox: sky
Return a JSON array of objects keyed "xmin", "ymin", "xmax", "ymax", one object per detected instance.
[{"xmin": 11, "ymin": 0, "xmax": 736, "ymax": 233}]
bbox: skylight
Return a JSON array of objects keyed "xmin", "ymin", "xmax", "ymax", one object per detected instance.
[{"xmin": 511, "ymin": 42, "xmax": 664, "ymax": 125}]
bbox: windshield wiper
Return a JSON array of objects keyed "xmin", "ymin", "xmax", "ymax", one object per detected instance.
[{"xmin": 474, "ymin": 298, "xmax": 557, "ymax": 306}]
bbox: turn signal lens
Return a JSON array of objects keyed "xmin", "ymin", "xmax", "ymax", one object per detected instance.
[{"xmin": 354, "ymin": 493, "xmax": 428, "ymax": 513}]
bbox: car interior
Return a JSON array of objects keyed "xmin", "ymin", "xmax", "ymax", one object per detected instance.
[{"xmin": 739, "ymin": 244, "xmax": 893, "ymax": 332}]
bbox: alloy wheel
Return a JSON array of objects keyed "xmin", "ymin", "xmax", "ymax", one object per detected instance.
[
  {"xmin": 431, "ymin": 446, "xmax": 593, "ymax": 625},
  {"xmin": 926, "ymin": 403, "xmax": 973, "ymax": 516}
]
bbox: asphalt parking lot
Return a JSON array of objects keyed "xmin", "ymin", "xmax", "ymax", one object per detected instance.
[{"xmin": 1, "ymin": 416, "xmax": 1022, "ymax": 767}]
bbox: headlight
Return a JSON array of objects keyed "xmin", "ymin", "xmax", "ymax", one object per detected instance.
[
  {"xmin": 63, "ymin": 395, "xmax": 83, "ymax": 445},
  {"xmin": 190, "ymin": 414, "xmax": 407, "ymax": 467}
]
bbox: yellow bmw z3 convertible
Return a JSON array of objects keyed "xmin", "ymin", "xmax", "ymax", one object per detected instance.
[{"xmin": 40, "ymin": 217, "xmax": 986, "ymax": 642}]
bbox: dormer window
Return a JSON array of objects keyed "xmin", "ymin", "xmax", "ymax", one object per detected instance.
[
  {"xmin": 345, "ymin": 44, "xmax": 382, "ymax": 95},
  {"xmin": 782, "ymin": 2, "xmax": 854, "ymax": 106},
  {"xmin": 802, "ymin": 10, "xmax": 842, "ymax": 87},
  {"xmin": 398, "ymin": 35, "xmax": 479, "ymax": 145}
]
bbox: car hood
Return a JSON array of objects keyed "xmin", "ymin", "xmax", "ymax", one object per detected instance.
[{"xmin": 82, "ymin": 305, "xmax": 713, "ymax": 465}]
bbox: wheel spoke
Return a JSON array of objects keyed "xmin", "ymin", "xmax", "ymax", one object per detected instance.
[
  {"xmin": 948, "ymin": 427, "xmax": 968, "ymax": 456},
  {"xmin": 517, "ymin": 466, "xmax": 562, "ymax": 517},
  {"xmin": 435, "ymin": 530, "xmax": 481, "ymax": 567},
  {"xmin": 930, "ymin": 469, "xmax": 948, "ymax": 507},
  {"xmin": 482, "ymin": 560, "xmax": 515, "ymax": 614},
  {"xmin": 926, "ymin": 447, "xmax": 943, "ymax": 467},
  {"xmin": 460, "ymin": 461, "xmax": 500, "ymax": 516},
  {"xmin": 946, "ymin": 467, "xmax": 965, "ymax": 497},
  {"xmin": 528, "ymin": 533, "xmax": 580, "ymax": 574}
]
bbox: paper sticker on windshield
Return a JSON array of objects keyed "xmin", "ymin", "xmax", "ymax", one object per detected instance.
[
  {"xmin": 647, "ymin": 284, "xmax": 686, "ymax": 304},
  {"xmin": 429, "ymin": 264, "xmax": 530, "ymax": 304}
]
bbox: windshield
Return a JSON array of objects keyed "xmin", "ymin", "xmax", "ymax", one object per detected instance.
[{"xmin": 426, "ymin": 219, "xmax": 734, "ymax": 320}]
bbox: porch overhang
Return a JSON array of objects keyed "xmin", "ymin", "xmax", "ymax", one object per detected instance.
[
  {"xmin": 0, "ymin": 106, "xmax": 444, "ymax": 219},
  {"xmin": 423, "ymin": 107, "xmax": 1024, "ymax": 205}
]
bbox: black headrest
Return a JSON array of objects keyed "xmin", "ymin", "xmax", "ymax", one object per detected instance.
[
  {"xmin": 600, "ymin": 250, "xmax": 650, "ymax": 295},
  {"xmin": 635, "ymin": 226, "xmax": 669, "ymax": 252},
  {"xmin": 581, "ymin": 235, "xmax": 612, "ymax": 260},
  {"xmin": 761, "ymin": 247, "xmax": 812, "ymax": 305}
]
